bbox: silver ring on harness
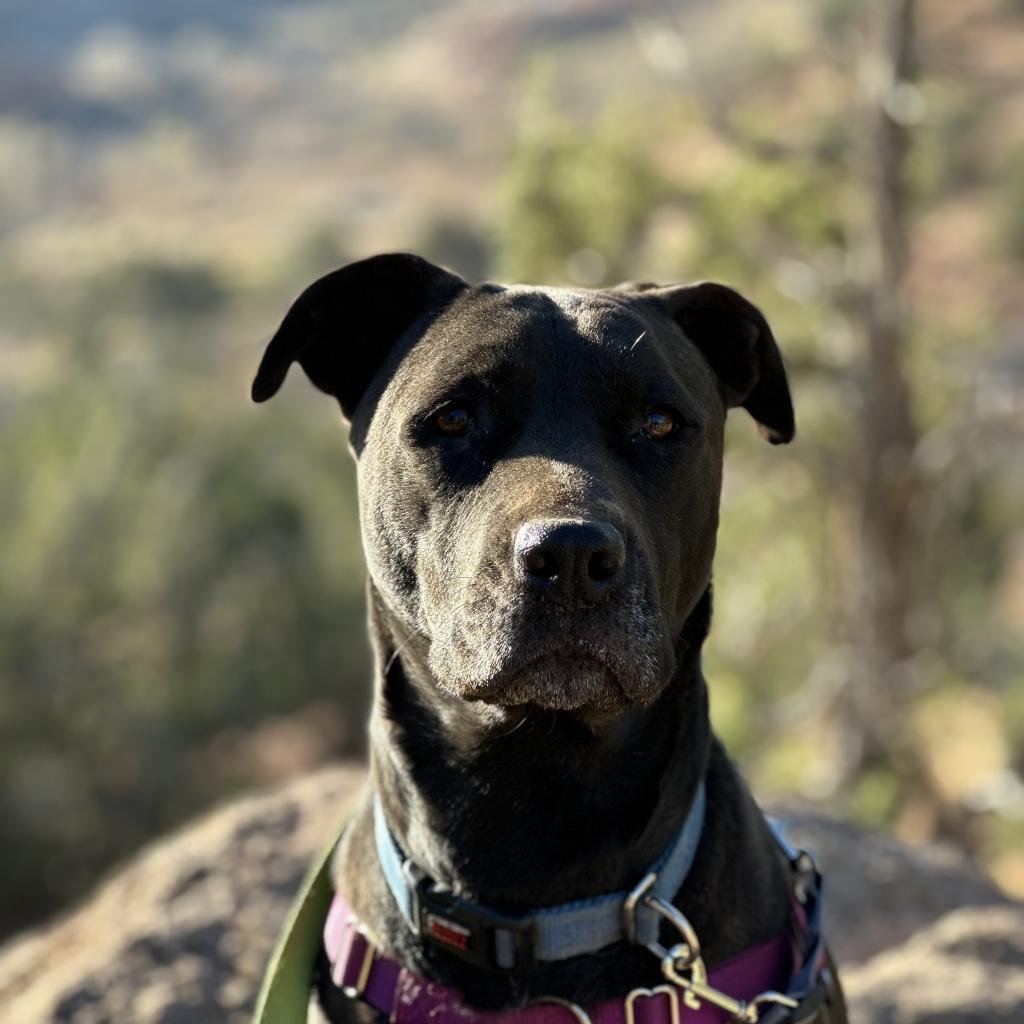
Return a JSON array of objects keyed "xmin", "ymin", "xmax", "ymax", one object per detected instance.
[{"xmin": 623, "ymin": 870, "xmax": 801, "ymax": 1023}]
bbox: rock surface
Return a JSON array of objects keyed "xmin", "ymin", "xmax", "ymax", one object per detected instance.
[
  {"xmin": 843, "ymin": 903, "xmax": 1024, "ymax": 1023},
  {"xmin": 0, "ymin": 765, "xmax": 1019, "ymax": 1023},
  {"xmin": 0, "ymin": 766, "xmax": 363, "ymax": 1024},
  {"xmin": 770, "ymin": 802, "xmax": 1006, "ymax": 966}
]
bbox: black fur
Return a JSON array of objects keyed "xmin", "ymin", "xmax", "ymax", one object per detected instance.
[{"xmin": 253, "ymin": 254, "xmax": 836, "ymax": 1023}]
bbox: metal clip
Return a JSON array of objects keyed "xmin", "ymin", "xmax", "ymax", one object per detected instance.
[
  {"xmin": 745, "ymin": 992, "xmax": 803, "ymax": 1021},
  {"xmin": 792, "ymin": 851, "xmax": 817, "ymax": 906},
  {"xmin": 661, "ymin": 947, "xmax": 799, "ymax": 1022},
  {"xmin": 623, "ymin": 871, "xmax": 800, "ymax": 1023},
  {"xmin": 623, "ymin": 873, "xmax": 705, "ymax": 1010},
  {"xmin": 661, "ymin": 945, "xmax": 738, "ymax": 1017},
  {"xmin": 623, "ymin": 873, "xmax": 701, "ymax": 962}
]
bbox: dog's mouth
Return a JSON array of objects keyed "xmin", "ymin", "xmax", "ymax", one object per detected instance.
[
  {"xmin": 456, "ymin": 637, "xmax": 666, "ymax": 715},
  {"xmin": 468, "ymin": 652, "xmax": 621, "ymax": 711},
  {"xmin": 426, "ymin": 578, "xmax": 672, "ymax": 715}
]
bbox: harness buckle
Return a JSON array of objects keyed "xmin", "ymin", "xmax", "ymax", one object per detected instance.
[
  {"xmin": 405, "ymin": 861, "xmax": 535, "ymax": 973},
  {"xmin": 329, "ymin": 916, "xmax": 377, "ymax": 999},
  {"xmin": 341, "ymin": 930, "xmax": 376, "ymax": 999}
]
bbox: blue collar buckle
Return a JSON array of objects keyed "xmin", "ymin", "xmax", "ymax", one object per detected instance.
[{"xmin": 402, "ymin": 858, "xmax": 537, "ymax": 972}]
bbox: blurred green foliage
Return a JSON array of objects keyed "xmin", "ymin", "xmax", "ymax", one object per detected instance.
[
  {"xmin": 500, "ymin": 67, "xmax": 664, "ymax": 285},
  {"xmin": 996, "ymin": 145, "xmax": 1024, "ymax": 262},
  {"xmin": 1, "ymin": 259, "xmax": 371, "ymax": 933}
]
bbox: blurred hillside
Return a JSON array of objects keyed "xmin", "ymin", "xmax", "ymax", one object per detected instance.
[{"xmin": 2, "ymin": 0, "xmax": 1023, "ymax": 939}]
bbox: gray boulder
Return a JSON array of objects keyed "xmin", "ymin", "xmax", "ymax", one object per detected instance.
[
  {"xmin": 843, "ymin": 904, "xmax": 1024, "ymax": 1023},
  {"xmin": 0, "ymin": 766, "xmax": 1018, "ymax": 1023},
  {"xmin": 0, "ymin": 766, "xmax": 363, "ymax": 1024}
]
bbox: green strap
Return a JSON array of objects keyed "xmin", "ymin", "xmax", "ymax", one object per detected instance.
[{"xmin": 252, "ymin": 818, "xmax": 348, "ymax": 1024}]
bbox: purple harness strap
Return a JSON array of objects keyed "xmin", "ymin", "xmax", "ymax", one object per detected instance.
[{"xmin": 324, "ymin": 892, "xmax": 795, "ymax": 1024}]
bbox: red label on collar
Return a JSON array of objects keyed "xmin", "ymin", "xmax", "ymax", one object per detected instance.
[{"xmin": 426, "ymin": 913, "xmax": 472, "ymax": 951}]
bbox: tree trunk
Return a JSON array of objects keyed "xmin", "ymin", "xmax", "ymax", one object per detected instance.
[{"xmin": 841, "ymin": 0, "xmax": 930, "ymax": 807}]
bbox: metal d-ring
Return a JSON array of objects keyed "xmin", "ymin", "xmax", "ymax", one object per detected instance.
[
  {"xmin": 623, "ymin": 872, "xmax": 703, "ymax": 966},
  {"xmin": 624, "ymin": 985, "xmax": 680, "ymax": 1024}
]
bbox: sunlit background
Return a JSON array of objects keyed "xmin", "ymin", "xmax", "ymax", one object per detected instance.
[{"xmin": 2, "ymin": 0, "xmax": 1023, "ymax": 941}]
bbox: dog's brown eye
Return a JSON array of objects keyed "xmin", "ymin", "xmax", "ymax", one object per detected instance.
[
  {"xmin": 643, "ymin": 406, "xmax": 677, "ymax": 440},
  {"xmin": 434, "ymin": 405, "xmax": 471, "ymax": 437}
]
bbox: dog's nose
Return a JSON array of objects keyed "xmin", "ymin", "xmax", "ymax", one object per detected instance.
[{"xmin": 514, "ymin": 519, "xmax": 626, "ymax": 606}]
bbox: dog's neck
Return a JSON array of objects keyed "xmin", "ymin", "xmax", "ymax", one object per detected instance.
[
  {"xmin": 368, "ymin": 586, "xmax": 714, "ymax": 911},
  {"xmin": 329, "ymin": 584, "xmax": 789, "ymax": 1012}
]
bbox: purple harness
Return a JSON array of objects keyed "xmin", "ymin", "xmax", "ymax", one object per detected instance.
[
  {"xmin": 324, "ymin": 890, "xmax": 809, "ymax": 1024},
  {"xmin": 320, "ymin": 807, "xmax": 837, "ymax": 1023}
]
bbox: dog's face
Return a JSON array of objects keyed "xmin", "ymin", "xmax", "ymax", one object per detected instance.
[{"xmin": 253, "ymin": 255, "xmax": 793, "ymax": 718}]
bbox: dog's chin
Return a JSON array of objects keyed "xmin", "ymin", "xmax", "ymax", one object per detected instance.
[
  {"xmin": 450, "ymin": 654, "xmax": 660, "ymax": 716},
  {"xmin": 494, "ymin": 656, "xmax": 625, "ymax": 712}
]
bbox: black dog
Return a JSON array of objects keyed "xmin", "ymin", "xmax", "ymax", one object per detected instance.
[{"xmin": 253, "ymin": 254, "xmax": 846, "ymax": 1024}]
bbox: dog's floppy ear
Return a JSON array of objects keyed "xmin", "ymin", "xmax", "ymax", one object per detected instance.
[
  {"xmin": 647, "ymin": 282, "xmax": 795, "ymax": 444},
  {"xmin": 252, "ymin": 253, "xmax": 466, "ymax": 418}
]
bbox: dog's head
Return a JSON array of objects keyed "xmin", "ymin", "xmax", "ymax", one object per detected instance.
[{"xmin": 253, "ymin": 254, "xmax": 793, "ymax": 718}]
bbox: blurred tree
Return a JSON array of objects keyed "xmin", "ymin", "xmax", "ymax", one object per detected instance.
[
  {"xmin": 498, "ymin": 62, "xmax": 663, "ymax": 285},
  {"xmin": 418, "ymin": 215, "xmax": 494, "ymax": 282},
  {"xmin": 841, "ymin": 0, "xmax": 928, "ymax": 799},
  {"xmin": 996, "ymin": 145, "xmax": 1024, "ymax": 263},
  {"xmin": 85, "ymin": 259, "xmax": 229, "ymax": 321},
  {"xmin": 289, "ymin": 225, "xmax": 350, "ymax": 288}
]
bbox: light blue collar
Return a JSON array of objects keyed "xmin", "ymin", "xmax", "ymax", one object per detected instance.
[{"xmin": 372, "ymin": 780, "xmax": 707, "ymax": 971}]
